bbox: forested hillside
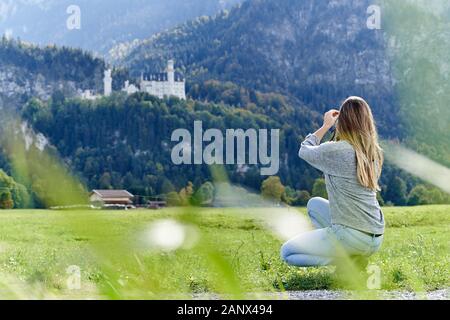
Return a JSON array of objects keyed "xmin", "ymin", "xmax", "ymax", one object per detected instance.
[
  {"xmin": 16, "ymin": 93, "xmax": 448, "ymax": 207},
  {"xmin": 0, "ymin": 38, "xmax": 104, "ymax": 106},
  {"xmin": 21, "ymin": 93, "xmax": 314, "ymax": 196}
]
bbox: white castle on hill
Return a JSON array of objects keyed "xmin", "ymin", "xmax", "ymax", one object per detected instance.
[
  {"xmin": 123, "ymin": 60, "xmax": 186, "ymax": 100},
  {"xmin": 80, "ymin": 60, "xmax": 186, "ymax": 100}
]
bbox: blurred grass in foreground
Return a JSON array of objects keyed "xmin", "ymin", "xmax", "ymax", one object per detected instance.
[
  {"xmin": 0, "ymin": 206, "xmax": 447, "ymax": 299},
  {"xmin": 0, "ymin": 118, "xmax": 87, "ymax": 208}
]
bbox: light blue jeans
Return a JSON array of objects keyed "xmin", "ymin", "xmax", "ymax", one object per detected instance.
[{"xmin": 280, "ymin": 197, "xmax": 383, "ymax": 267}]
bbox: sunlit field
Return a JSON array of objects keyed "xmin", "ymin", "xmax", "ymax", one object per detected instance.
[{"xmin": 0, "ymin": 205, "xmax": 448, "ymax": 299}]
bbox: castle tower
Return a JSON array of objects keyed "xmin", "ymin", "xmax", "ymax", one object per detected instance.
[
  {"xmin": 167, "ymin": 60, "xmax": 175, "ymax": 84},
  {"xmin": 104, "ymin": 69, "xmax": 112, "ymax": 96}
]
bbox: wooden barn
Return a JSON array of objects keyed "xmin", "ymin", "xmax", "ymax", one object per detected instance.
[{"xmin": 90, "ymin": 190, "xmax": 134, "ymax": 206}]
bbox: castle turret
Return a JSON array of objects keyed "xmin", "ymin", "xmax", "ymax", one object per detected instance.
[
  {"xmin": 104, "ymin": 69, "xmax": 112, "ymax": 96},
  {"xmin": 167, "ymin": 60, "xmax": 175, "ymax": 84}
]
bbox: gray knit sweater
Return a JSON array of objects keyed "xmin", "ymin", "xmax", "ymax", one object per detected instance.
[{"xmin": 299, "ymin": 134, "xmax": 385, "ymax": 235}]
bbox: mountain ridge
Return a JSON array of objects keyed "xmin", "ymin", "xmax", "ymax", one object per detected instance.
[
  {"xmin": 120, "ymin": 0, "xmax": 399, "ymax": 137},
  {"xmin": 0, "ymin": 0, "xmax": 244, "ymax": 57}
]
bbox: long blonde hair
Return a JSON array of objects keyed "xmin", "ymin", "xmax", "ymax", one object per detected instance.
[{"xmin": 335, "ymin": 96, "xmax": 383, "ymax": 191}]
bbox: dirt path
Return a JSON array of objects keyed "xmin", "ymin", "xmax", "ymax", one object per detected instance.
[
  {"xmin": 193, "ymin": 289, "xmax": 449, "ymax": 300},
  {"xmin": 278, "ymin": 289, "xmax": 449, "ymax": 300}
]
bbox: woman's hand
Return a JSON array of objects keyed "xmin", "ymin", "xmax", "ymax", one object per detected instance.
[
  {"xmin": 310, "ymin": 109, "xmax": 340, "ymax": 143},
  {"xmin": 323, "ymin": 109, "xmax": 340, "ymax": 129}
]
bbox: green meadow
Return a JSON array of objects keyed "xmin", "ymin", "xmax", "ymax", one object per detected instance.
[{"xmin": 0, "ymin": 205, "xmax": 448, "ymax": 299}]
